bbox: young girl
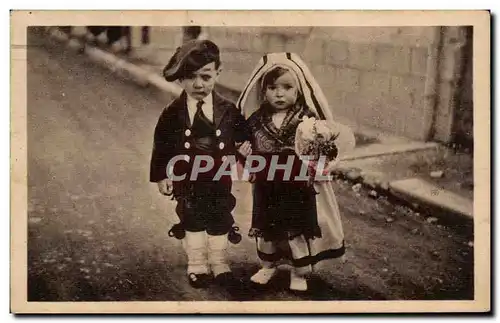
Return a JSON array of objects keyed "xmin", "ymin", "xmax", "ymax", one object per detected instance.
[{"xmin": 236, "ymin": 53, "xmax": 356, "ymax": 292}]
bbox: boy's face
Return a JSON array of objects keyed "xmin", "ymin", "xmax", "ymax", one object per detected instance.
[
  {"xmin": 178, "ymin": 62, "xmax": 220, "ymax": 100},
  {"xmin": 264, "ymin": 71, "xmax": 298, "ymax": 111}
]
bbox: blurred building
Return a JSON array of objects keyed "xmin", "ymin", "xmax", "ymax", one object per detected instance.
[{"xmin": 89, "ymin": 26, "xmax": 475, "ymax": 150}]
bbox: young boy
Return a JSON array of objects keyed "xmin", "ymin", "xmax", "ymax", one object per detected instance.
[{"xmin": 150, "ymin": 39, "xmax": 252, "ymax": 289}]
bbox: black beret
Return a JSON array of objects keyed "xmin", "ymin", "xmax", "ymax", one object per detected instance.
[{"xmin": 162, "ymin": 39, "xmax": 220, "ymax": 82}]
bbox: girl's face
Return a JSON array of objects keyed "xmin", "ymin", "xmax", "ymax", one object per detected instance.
[{"xmin": 264, "ymin": 71, "xmax": 298, "ymax": 111}]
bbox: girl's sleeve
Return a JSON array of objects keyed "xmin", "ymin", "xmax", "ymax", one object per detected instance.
[{"xmin": 334, "ymin": 122, "xmax": 356, "ymax": 158}]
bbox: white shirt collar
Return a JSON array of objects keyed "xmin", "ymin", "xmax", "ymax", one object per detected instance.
[
  {"xmin": 186, "ymin": 93, "xmax": 214, "ymax": 124},
  {"xmin": 186, "ymin": 93, "xmax": 213, "ymax": 107}
]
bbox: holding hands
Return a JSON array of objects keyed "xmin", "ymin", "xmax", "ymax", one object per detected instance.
[{"xmin": 237, "ymin": 141, "xmax": 253, "ymax": 157}]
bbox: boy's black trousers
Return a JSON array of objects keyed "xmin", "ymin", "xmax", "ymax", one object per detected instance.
[{"xmin": 171, "ymin": 154, "xmax": 236, "ymax": 236}]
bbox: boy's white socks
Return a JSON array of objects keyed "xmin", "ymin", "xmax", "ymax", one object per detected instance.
[
  {"xmin": 207, "ymin": 233, "xmax": 231, "ymax": 277},
  {"xmin": 250, "ymin": 267, "xmax": 278, "ymax": 285},
  {"xmin": 290, "ymin": 269, "xmax": 308, "ymax": 291},
  {"xmin": 182, "ymin": 231, "xmax": 209, "ymax": 275}
]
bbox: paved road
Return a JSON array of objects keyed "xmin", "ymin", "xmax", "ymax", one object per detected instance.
[{"xmin": 26, "ymin": 29, "xmax": 474, "ymax": 302}]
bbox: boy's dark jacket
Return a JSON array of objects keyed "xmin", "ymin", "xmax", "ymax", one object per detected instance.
[{"xmin": 150, "ymin": 91, "xmax": 250, "ymax": 183}]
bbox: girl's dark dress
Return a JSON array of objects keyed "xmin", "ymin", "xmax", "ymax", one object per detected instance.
[{"xmin": 247, "ymin": 103, "xmax": 322, "ymax": 242}]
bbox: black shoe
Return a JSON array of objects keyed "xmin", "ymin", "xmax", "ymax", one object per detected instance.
[{"xmin": 187, "ymin": 273, "xmax": 212, "ymax": 289}]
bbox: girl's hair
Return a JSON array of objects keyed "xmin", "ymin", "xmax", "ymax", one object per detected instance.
[
  {"xmin": 261, "ymin": 66, "xmax": 290, "ymax": 90},
  {"xmin": 260, "ymin": 66, "xmax": 304, "ymax": 105}
]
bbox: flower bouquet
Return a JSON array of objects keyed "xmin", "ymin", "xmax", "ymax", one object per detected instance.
[{"xmin": 295, "ymin": 116, "xmax": 341, "ymax": 181}]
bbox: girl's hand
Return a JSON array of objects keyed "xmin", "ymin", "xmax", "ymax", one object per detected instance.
[
  {"xmin": 237, "ymin": 141, "xmax": 253, "ymax": 157},
  {"xmin": 248, "ymin": 173, "xmax": 257, "ymax": 183}
]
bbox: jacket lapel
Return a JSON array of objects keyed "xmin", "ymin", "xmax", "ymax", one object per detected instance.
[
  {"xmin": 212, "ymin": 92, "xmax": 229, "ymax": 128},
  {"xmin": 174, "ymin": 92, "xmax": 190, "ymax": 128}
]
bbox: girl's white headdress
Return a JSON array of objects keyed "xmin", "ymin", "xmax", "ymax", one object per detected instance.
[
  {"xmin": 236, "ymin": 52, "xmax": 334, "ymax": 121},
  {"xmin": 236, "ymin": 52, "xmax": 355, "ymax": 260}
]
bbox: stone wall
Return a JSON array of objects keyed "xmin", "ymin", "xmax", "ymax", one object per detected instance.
[
  {"xmin": 143, "ymin": 26, "xmax": 443, "ymax": 141},
  {"xmin": 205, "ymin": 26, "xmax": 435, "ymax": 141}
]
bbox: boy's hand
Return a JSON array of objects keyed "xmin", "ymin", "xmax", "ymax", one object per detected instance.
[
  {"xmin": 237, "ymin": 141, "xmax": 252, "ymax": 157},
  {"xmin": 157, "ymin": 179, "xmax": 173, "ymax": 196}
]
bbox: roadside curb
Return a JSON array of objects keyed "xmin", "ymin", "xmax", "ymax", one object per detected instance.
[
  {"xmin": 389, "ymin": 178, "xmax": 473, "ymax": 219},
  {"xmin": 43, "ymin": 27, "xmax": 474, "ymax": 229},
  {"xmin": 329, "ymin": 165, "xmax": 473, "ymax": 228}
]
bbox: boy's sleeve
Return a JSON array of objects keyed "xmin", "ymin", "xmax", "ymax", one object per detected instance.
[{"xmin": 149, "ymin": 108, "xmax": 177, "ymax": 183}]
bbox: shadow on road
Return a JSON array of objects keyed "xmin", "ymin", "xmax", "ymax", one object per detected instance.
[{"xmin": 218, "ymin": 264, "xmax": 387, "ymax": 302}]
